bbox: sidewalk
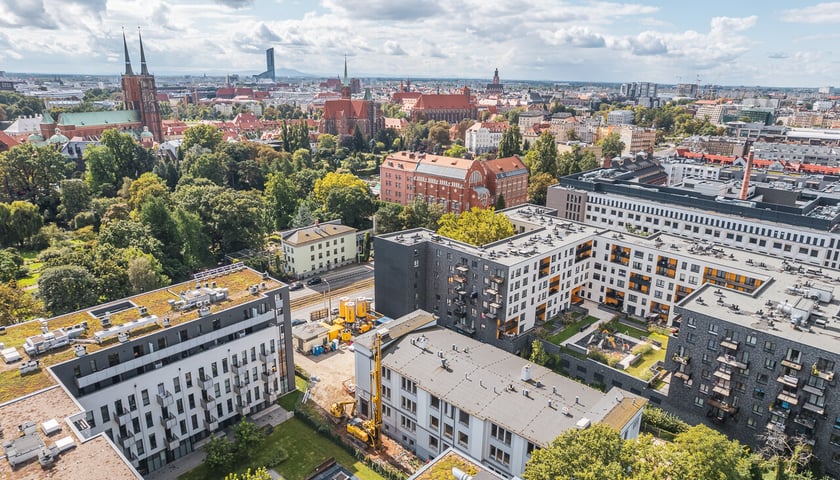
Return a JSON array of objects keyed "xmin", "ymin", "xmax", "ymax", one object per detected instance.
[
  {"xmin": 145, "ymin": 405, "xmax": 294, "ymax": 480},
  {"xmin": 563, "ymin": 300, "xmax": 616, "ymax": 346}
]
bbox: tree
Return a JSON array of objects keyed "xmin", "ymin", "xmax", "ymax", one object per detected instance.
[
  {"xmin": 172, "ymin": 208, "xmax": 212, "ymax": 270},
  {"xmin": 666, "ymin": 424, "xmax": 752, "ymax": 480},
  {"xmin": 101, "ymin": 129, "xmax": 153, "ymax": 179},
  {"xmin": 528, "ymin": 173, "xmax": 557, "ymax": 206},
  {"xmin": 598, "ymin": 132, "xmax": 626, "ymax": 160},
  {"xmin": 264, "ymin": 173, "xmax": 298, "ymax": 230},
  {"xmin": 181, "ymin": 124, "xmax": 223, "ymax": 153},
  {"xmin": 317, "ymin": 133, "xmax": 337, "ymax": 159},
  {"xmin": 84, "ymin": 145, "xmax": 118, "ymax": 195},
  {"xmin": 98, "ymin": 219, "xmax": 163, "ymax": 257},
  {"xmin": 3, "ymin": 201, "xmax": 44, "ymax": 248},
  {"xmin": 313, "ymin": 172, "xmax": 370, "ymax": 205},
  {"xmin": 58, "ymin": 179, "xmax": 91, "ymax": 223},
  {"xmin": 428, "ymin": 121, "xmax": 452, "ymax": 147},
  {"xmin": 0, "ymin": 281, "xmax": 45, "ymax": 325},
  {"xmin": 127, "ymin": 254, "xmax": 168, "ymax": 294},
  {"xmin": 139, "ymin": 197, "xmax": 183, "ymax": 278},
  {"xmin": 400, "ymin": 197, "xmax": 444, "ymax": 231},
  {"xmin": 0, "ymin": 248, "xmax": 23, "ymax": 282},
  {"xmin": 523, "ymin": 424, "xmax": 629, "ymax": 480},
  {"xmin": 498, "ymin": 125, "xmax": 522, "ymax": 157},
  {"xmin": 323, "ymin": 186, "xmax": 375, "ymax": 229},
  {"xmin": 37, "ymin": 265, "xmax": 98, "ymax": 314},
  {"xmin": 534, "ymin": 130, "xmax": 558, "ymax": 176},
  {"xmin": 290, "ymin": 202, "xmax": 317, "ymax": 228},
  {"xmin": 361, "ymin": 230, "xmax": 371, "ymax": 261},
  {"xmin": 437, "ymin": 207, "xmax": 515, "ymax": 246},
  {"xmin": 204, "ymin": 435, "xmax": 234, "ymax": 472},
  {"xmin": 374, "ymin": 202, "xmax": 404, "ymax": 234},
  {"xmin": 182, "ymin": 151, "xmax": 230, "ymax": 185},
  {"xmin": 529, "ymin": 339, "xmax": 548, "ymax": 366},
  {"xmin": 127, "ymin": 172, "xmax": 169, "ymax": 213},
  {"xmin": 290, "ymin": 169, "xmax": 326, "ymax": 199},
  {"xmin": 224, "ymin": 468, "xmax": 272, "ymax": 480},
  {"xmin": 444, "ymin": 144, "xmax": 467, "ymax": 158},
  {"xmin": 232, "ymin": 419, "xmax": 265, "ymax": 462},
  {"xmin": 495, "ymin": 193, "xmax": 506, "ymax": 210},
  {"xmin": 0, "ymin": 143, "xmax": 69, "ymax": 204}
]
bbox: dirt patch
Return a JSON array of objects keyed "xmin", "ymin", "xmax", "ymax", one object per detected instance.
[{"xmin": 293, "ymin": 345, "xmax": 356, "ymax": 410}]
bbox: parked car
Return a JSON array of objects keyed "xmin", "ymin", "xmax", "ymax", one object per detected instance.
[
  {"xmin": 306, "ymin": 277, "xmax": 323, "ymax": 286},
  {"xmin": 289, "ymin": 282, "xmax": 303, "ymax": 291},
  {"xmin": 291, "ymin": 318, "xmax": 307, "ymax": 326}
]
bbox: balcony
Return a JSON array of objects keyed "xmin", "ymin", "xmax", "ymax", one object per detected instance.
[
  {"xmin": 233, "ymin": 382, "xmax": 244, "ymax": 395},
  {"xmin": 200, "ymin": 394, "xmax": 216, "ymax": 410},
  {"xmin": 160, "ymin": 412, "xmax": 177, "ymax": 430},
  {"xmin": 490, "ymin": 275, "xmax": 504, "ymax": 285},
  {"xmin": 802, "ymin": 383, "xmax": 825, "ymax": 396},
  {"xmin": 776, "ymin": 375, "xmax": 799, "ymax": 388},
  {"xmin": 489, "ymin": 301, "xmax": 503, "ymax": 310},
  {"xmin": 713, "ymin": 369, "xmax": 732, "ymax": 381},
  {"xmin": 203, "ymin": 416, "xmax": 218, "ymax": 431},
  {"xmin": 720, "ymin": 339, "xmax": 739, "ymax": 351},
  {"xmin": 768, "ymin": 405, "xmax": 790, "ymax": 419},
  {"xmin": 812, "ymin": 366, "xmax": 835, "ymax": 382},
  {"xmin": 781, "ymin": 358, "xmax": 802, "ymax": 371},
  {"xmin": 165, "ymin": 432, "xmax": 180, "ymax": 450},
  {"xmin": 802, "ymin": 402, "xmax": 825, "ymax": 416},
  {"xmin": 114, "ymin": 409, "xmax": 133, "ymax": 427},
  {"xmin": 672, "ymin": 354, "xmax": 690, "ymax": 365},
  {"xmin": 717, "ymin": 355, "xmax": 747, "ymax": 370},
  {"xmin": 261, "ymin": 369, "xmax": 276, "ymax": 382},
  {"xmin": 455, "ymin": 265, "xmax": 469, "ymax": 274},
  {"xmin": 199, "ymin": 375, "xmax": 214, "ymax": 391},
  {"xmin": 713, "ymin": 383, "xmax": 731, "ymax": 397},
  {"xmin": 119, "ymin": 430, "xmax": 136, "ymax": 449},
  {"xmin": 233, "ymin": 362, "xmax": 248, "ymax": 375},
  {"xmin": 485, "ymin": 287, "xmax": 498, "ymax": 296},
  {"xmin": 156, "ymin": 390, "xmax": 174, "ymax": 408},
  {"xmin": 451, "ymin": 274, "xmax": 466, "ymax": 284},
  {"xmin": 673, "ymin": 371, "xmax": 691, "ymax": 382},
  {"xmin": 794, "ymin": 414, "xmax": 816, "ymax": 430},
  {"xmin": 259, "ymin": 351, "xmax": 270, "ymax": 363},
  {"xmin": 706, "ymin": 397, "xmax": 738, "ymax": 414},
  {"xmin": 238, "ymin": 404, "xmax": 251, "ymax": 416},
  {"xmin": 776, "ymin": 391, "xmax": 799, "ymax": 406}
]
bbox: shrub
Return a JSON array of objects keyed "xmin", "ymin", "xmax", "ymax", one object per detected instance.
[
  {"xmin": 588, "ymin": 349, "xmax": 609, "ymax": 365},
  {"xmin": 266, "ymin": 447, "xmax": 289, "ymax": 467},
  {"xmin": 642, "ymin": 405, "xmax": 689, "ymax": 434},
  {"xmin": 631, "ymin": 343, "xmax": 652, "ymax": 356}
]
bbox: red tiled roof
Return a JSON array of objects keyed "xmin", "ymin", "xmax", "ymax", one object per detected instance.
[
  {"xmin": 674, "ymin": 148, "xmax": 840, "ymax": 175},
  {"xmin": 322, "ymin": 99, "xmax": 371, "ymax": 120},
  {"xmin": 414, "ymin": 93, "xmax": 473, "ymax": 110},
  {"xmin": 392, "ymin": 91, "xmax": 422, "ymax": 102},
  {"xmin": 478, "ymin": 121, "xmax": 509, "ymax": 133},
  {"xmin": 484, "ymin": 155, "xmax": 527, "ymax": 175},
  {"xmin": 0, "ymin": 130, "xmax": 20, "ymax": 149},
  {"xmin": 233, "ymin": 113, "xmax": 262, "ymax": 130},
  {"xmin": 156, "ymin": 93, "xmax": 169, "ymax": 102}
]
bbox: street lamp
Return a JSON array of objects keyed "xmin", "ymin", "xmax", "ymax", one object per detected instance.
[{"xmin": 322, "ymin": 278, "xmax": 332, "ymax": 318}]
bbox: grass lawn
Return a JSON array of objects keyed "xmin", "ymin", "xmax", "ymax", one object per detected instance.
[
  {"xmin": 179, "ymin": 418, "xmax": 385, "ymax": 480},
  {"xmin": 614, "ymin": 323, "xmax": 649, "ymax": 340},
  {"xmin": 547, "ymin": 315, "xmax": 598, "ymax": 345},
  {"xmin": 623, "ymin": 333, "xmax": 669, "ymax": 379},
  {"xmin": 0, "ymin": 369, "xmax": 56, "ymax": 403}
]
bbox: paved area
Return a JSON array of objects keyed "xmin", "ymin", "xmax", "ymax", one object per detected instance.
[{"xmin": 293, "ymin": 344, "xmax": 357, "ymax": 411}]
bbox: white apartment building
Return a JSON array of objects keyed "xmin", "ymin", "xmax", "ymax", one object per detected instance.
[
  {"xmin": 465, "ymin": 122, "xmax": 508, "ymax": 154},
  {"xmin": 45, "ymin": 265, "xmax": 294, "ymax": 475},
  {"xmin": 281, "ymin": 221, "xmax": 358, "ymax": 278},
  {"xmin": 352, "ymin": 312, "xmax": 645, "ymax": 478},
  {"xmin": 661, "ymin": 160, "xmax": 723, "ymax": 185},
  {"xmin": 607, "ymin": 110, "xmax": 635, "ymax": 126}
]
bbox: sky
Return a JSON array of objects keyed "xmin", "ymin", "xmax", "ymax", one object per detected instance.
[{"xmin": 1, "ymin": 0, "xmax": 839, "ymax": 87}]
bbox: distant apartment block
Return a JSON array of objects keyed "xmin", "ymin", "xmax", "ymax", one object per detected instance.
[
  {"xmin": 465, "ymin": 122, "xmax": 508, "ymax": 154},
  {"xmin": 280, "ymin": 220, "xmax": 358, "ymax": 279},
  {"xmin": 607, "ymin": 110, "xmax": 635, "ymax": 126}
]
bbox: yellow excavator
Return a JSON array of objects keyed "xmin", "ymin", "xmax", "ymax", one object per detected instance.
[
  {"xmin": 329, "ymin": 400, "xmax": 357, "ymax": 420},
  {"xmin": 346, "ymin": 331, "xmax": 382, "ymax": 449}
]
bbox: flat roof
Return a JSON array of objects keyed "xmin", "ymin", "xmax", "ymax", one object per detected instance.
[
  {"xmin": 0, "ymin": 266, "xmax": 282, "ymax": 402},
  {"xmin": 0, "ymin": 386, "xmax": 139, "ymax": 479},
  {"xmin": 381, "ymin": 325, "xmax": 644, "ymax": 446},
  {"xmin": 282, "ymin": 223, "xmax": 356, "ymax": 246},
  {"xmin": 408, "ymin": 448, "xmax": 504, "ymax": 480}
]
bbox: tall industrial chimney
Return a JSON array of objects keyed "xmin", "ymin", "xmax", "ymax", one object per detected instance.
[{"xmin": 739, "ymin": 141, "xmax": 754, "ymax": 201}]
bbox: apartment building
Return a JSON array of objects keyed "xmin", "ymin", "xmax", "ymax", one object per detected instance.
[
  {"xmin": 465, "ymin": 122, "xmax": 508, "ymax": 154},
  {"xmin": 280, "ymin": 220, "xmax": 358, "ymax": 278},
  {"xmin": 607, "ymin": 110, "xmax": 635, "ymax": 126},
  {"xmin": 18, "ymin": 265, "xmax": 296, "ymax": 475},
  {"xmin": 547, "ymin": 169, "xmax": 840, "ymax": 269},
  {"xmin": 352, "ymin": 311, "xmax": 645, "ymax": 478}
]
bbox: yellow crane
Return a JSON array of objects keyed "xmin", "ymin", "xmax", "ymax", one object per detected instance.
[{"xmin": 346, "ymin": 331, "xmax": 382, "ymax": 449}]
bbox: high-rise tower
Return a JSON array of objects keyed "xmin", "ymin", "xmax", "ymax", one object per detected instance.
[{"xmin": 121, "ymin": 29, "xmax": 163, "ymax": 143}]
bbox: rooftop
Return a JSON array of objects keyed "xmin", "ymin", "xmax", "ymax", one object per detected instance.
[
  {"xmin": 281, "ymin": 222, "xmax": 357, "ymax": 246},
  {"xmin": 0, "ymin": 386, "xmax": 139, "ymax": 479},
  {"xmin": 0, "ymin": 265, "xmax": 281, "ymax": 402},
  {"xmin": 377, "ymin": 322, "xmax": 645, "ymax": 446},
  {"xmin": 408, "ymin": 448, "xmax": 503, "ymax": 480}
]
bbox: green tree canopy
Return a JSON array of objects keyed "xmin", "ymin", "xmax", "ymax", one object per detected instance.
[
  {"xmin": 0, "ymin": 281, "xmax": 45, "ymax": 325},
  {"xmin": 0, "ymin": 142, "xmax": 69, "ymax": 204},
  {"xmin": 498, "ymin": 125, "xmax": 522, "ymax": 158},
  {"xmin": 37, "ymin": 265, "xmax": 99, "ymax": 314},
  {"xmin": 437, "ymin": 207, "xmax": 515, "ymax": 246},
  {"xmin": 527, "ymin": 172, "xmax": 557, "ymax": 206},
  {"xmin": 181, "ymin": 124, "xmax": 223, "ymax": 153},
  {"xmin": 322, "ymin": 186, "xmax": 375, "ymax": 230},
  {"xmin": 127, "ymin": 172, "xmax": 169, "ymax": 213},
  {"xmin": 58, "ymin": 179, "xmax": 91, "ymax": 223},
  {"xmin": 264, "ymin": 173, "xmax": 298, "ymax": 230},
  {"xmin": 598, "ymin": 132, "xmax": 626, "ymax": 160}
]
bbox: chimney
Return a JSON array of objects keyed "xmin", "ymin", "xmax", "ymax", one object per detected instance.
[{"xmin": 739, "ymin": 141, "xmax": 754, "ymax": 201}]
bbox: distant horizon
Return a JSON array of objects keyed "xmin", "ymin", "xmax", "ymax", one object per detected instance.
[{"xmin": 1, "ymin": 1, "xmax": 837, "ymax": 88}]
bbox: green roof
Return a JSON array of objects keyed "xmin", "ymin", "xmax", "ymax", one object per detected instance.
[
  {"xmin": 41, "ymin": 110, "xmax": 55, "ymax": 124},
  {"xmin": 58, "ymin": 110, "xmax": 141, "ymax": 127}
]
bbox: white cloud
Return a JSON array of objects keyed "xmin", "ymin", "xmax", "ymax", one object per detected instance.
[
  {"xmin": 384, "ymin": 41, "xmax": 406, "ymax": 56},
  {"xmin": 541, "ymin": 26, "xmax": 606, "ymax": 48},
  {"xmin": 782, "ymin": 2, "xmax": 840, "ymax": 24}
]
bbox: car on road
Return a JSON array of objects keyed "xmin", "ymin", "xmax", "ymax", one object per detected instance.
[
  {"xmin": 331, "ymin": 307, "xmax": 340, "ymax": 315},
  {"xmin": 291, "ymin": 318, "xmax": 307, "ymax": 326},
  {"xmin": 289, "ymin": 282, "xmax": 303, "ymax": 291},
  {"xmin": 306, "ymin": 277, "xmax": 323, "ymax": 286}
]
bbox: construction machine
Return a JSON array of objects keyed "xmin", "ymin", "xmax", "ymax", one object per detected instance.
[
  {"xmin": 346, "ymin": 331, "xmax": 382, "ymax": 449},
  {"xmin": 329, "ymin": 400, "xmax": 356, "ymax": 420}
]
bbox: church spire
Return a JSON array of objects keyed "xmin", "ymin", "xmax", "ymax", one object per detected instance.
[
  {"xmin": 122, "ymin": 29, "xmax": 134, "ymax": 76},
  {"xmin": 343, "ymin": 55, "xmax": 348, "ymax": 86},
  {"xmin": 138, "ymin": 28, "xmax": 149, "ymax": 76}
]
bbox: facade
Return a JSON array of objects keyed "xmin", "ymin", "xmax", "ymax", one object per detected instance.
[
  {"xmin": 517, "ymin": 111, "xmax": 545, "ymax": 131},
  {"xmin": 464, "ymin": 122, "xmax": 508, "ymax": 154},
  {"xmin": 411, "ymin": 88, "xmax": 477, "ymax": 123},
  {"xmin": 3, "ymin": 265, "xmax": 294, "ymax": 476},
  {"xmin": 280, "ymin": 221, "xmax": 358, "ymax": 278},
  {"xmin": 485, "ymin": 68, "xmax": 504, "ymax": 94},
  {"xmin": 548, "ymin": 169, "xmax": 840, "ymax": 269},
  {"xmin": 255, "ymin": 48, "xmax": 276, "ymax": 81},
  {"xmin": 607, "ymin": 110, "xmax": 635, "ymax": 126},
  {"xmin": 352, "ymin": 311, "xmax": 645, "ymax": 478},
  {"xmin": 379, "ymin": 151, "xmax": 529, "ymax": 213}
]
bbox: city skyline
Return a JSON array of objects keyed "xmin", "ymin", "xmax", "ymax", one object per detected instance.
[{"xmin": 0, "ymin": 0, "xmax": 839, "ymax": 87}]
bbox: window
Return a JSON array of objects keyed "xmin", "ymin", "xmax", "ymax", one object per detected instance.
[
  {"xmin": 764, "ymin": 358, "xmax": 777, "ymax": 370},
  {"xmin": 399, "ymin": 415, "xmax": 416, "ymax": 432},
  {"xmin": 145, "ymin": 411, "xmax": 153, "ymax": 428},
  {"xmin": 745, "ymin": 334, "xmax": 757, "ymax": 346},
  {"xmin": 752, "ymin": 403, "xmax": 763, "ymax": 414},
  {"xmin": 100, "ymin": 405, "xmax": 110, "ymax": 423},
  {"xmin": 444, "ymin": 424, "xmax": 453, "ymax": 439},
  {"xmin": 753, "ymin": 387, "xmax": 765, "ymax": 400},
  {"xmin": 756, "ymin": 373, "xmax": 768, "ymax": 385},
  {"xmin": 141, "ymin": 389, "xmax": 150, "ymax": 406},
  {"xmin": 401, "ymin": 377, "xmax": 417, "ymax": 394},
  {"xmin": 489, "ymin": 445, "xmax": 511, "ymax": 466},
  {"xmin": 458, "ymin": 410, "xmax": 469, "ymax": 426},
  {"xmin": 430, "ymin": 395, "xmax": 440, "ymax": 410},
  {"xmin": 746, "ymin": 417, "xmax": 757, "ymax": 429},
  {"xmin": 128, "ymin": 394, "xmax": 137, "ymax": 411},
  {"xmin": 686, "ymin": 317, "xmax": 696, "ymax": 328},
  {"xmin": 149, "ymin": 433, "xmax": 157, "ymax": 450},
  {"xmin": 429, "ymin": 436, "xmax": 439, "ymax": 450},
  {"xmin": 763, "ymin": 341, "xmax": 775, "ymax": 354},
  {"xmin": 458, "ymin": 431, "xmax": 469, "ymax": 447},
  {"xmin": 694, "ymin": 396, "xmax": 704, "ymax": 407},
  {"xmin": 491, "ymin": 423, "xmax": 512, "ymax": 445},
  {"xmin": 430, "ymin": 415, "xmax": 439, "ymax": 428},
  {"xmin": 708, "ymin": 323, "xmax": 719, "ymax": 335},
  {"xmin": 401, "ymin": 396, "xmax": 417, "ymax": 414}
]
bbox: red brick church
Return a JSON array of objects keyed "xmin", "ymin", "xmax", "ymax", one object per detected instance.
[{"xmin": 318, "ymin": 59, "xmax": 383, "ymax": 140}]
